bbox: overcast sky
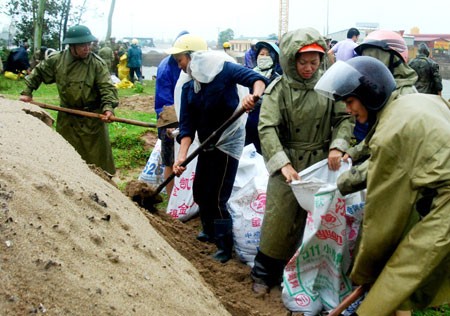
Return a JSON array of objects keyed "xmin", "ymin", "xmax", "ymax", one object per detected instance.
[
  {"xmin": 1, "ymin": 0, "xmax": 448, "ymax": 42},
  {"xmin": 80, "ymin": 0, "xmax": 448, "ymax": 41}
]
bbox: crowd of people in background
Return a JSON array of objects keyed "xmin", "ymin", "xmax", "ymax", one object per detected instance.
[{"xmin": 5, "ymin": 22, "xmax": 449, "ymax": 316}]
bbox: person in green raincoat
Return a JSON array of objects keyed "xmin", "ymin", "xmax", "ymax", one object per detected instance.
[
  {"xmin": 250, "ymin": 27, "xmax": 353, "ymax": 294},
  {"xmin": 337, "ymin": 30, "xmax": 419, "ymax": 196},
  {"xmin": 19, "ymin": 25, "xmax": 118, "ymax": 175},
  {"xmin": 315, "ymin": 56, "xmax": 450, "ymax": 316}
]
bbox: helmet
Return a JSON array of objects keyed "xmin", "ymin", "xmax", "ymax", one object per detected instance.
[
  {"xmin": 62, "ymin": 25, "xmax": 97, "ymax": 45},
  {"xmin": 131, "ymin": 38, "xmax": 139, "ymax": 45},
  {"xmin": 355, "ymin": 30, "xmax": 409, "ymax": 63},
  {"xmin": 314, "ymin": 56, "xmax": 396, "ymax": 111},
  {"xmin": 255, "ymin": 41, "xmax": 280, "ymax": 55},
  {"xmin": 165, "ymin": 34, "xmax": 207, "ymax": 54},
  {"xmin": 223, "ymin": 42, "xmax": 231, "ymax": 49}
]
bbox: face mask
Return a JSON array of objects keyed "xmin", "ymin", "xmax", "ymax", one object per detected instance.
[{"xmin": 257, "ymin": 56, "xmax": 274, "ymax": 70}]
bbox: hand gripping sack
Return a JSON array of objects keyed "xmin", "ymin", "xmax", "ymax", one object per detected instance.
[{"xmin": 282, "ymin": 159, "xmax": 365, "ymax": 315}]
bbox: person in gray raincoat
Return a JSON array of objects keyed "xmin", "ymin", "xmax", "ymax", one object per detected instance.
[
  {"xmin": 250, "ymin": 27, "xmax": 353, "ymax": 293},
  {"xmin": 337, "ymin": 30, "xmax": 418, "ymax": 195},
  {"xmin": 19, "ymin": 25, "xmax": 118, "ymax": 175},
  {"xmin": 315, "ymin": 56, "xmax": 450, "ymax": 316}
]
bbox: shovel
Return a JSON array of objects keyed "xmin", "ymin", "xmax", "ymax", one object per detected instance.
[
  {"xmin": 30, "ymin": 101, "xmax": 157, "ymax": 128},
  {"xmin": 130, "ymin": 103, "xmax": 251, "ymax": 212}
]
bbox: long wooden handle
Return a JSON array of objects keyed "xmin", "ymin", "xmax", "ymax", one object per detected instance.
[
  {"xmin": 328, "ymin": 285, "xmax": 366, "ymax": 316},
  {"xmin": 152, "ymin": 105, "xmax": 248, "ymax": 196},
  {"xmin": 30, "ymin": 101, "xmax": 157, "ymax": 128}
]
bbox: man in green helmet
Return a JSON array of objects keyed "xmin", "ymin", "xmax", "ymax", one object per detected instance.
[{"xmin": 19, "ymin": 25, "xmax": 119, "ymax": 175}]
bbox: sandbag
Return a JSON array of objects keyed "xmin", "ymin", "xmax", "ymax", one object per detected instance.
[
  {"xmin": 138, "ymin": 139, "xmax": 165, "ymax": 187},
  {"xmin": 228, "ymin": 144, "xmax": 269, "ymax": 266},
  {"xmin": 166, "ymin": 137, "xmax": 200, "ymax": 222},
  {"xmin": 282, "ymin": 159, "xmax": 365, "ymax": 315}
]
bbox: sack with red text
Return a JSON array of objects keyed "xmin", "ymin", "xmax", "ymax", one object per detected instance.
[
  {"xmin": 228, "ymin": 144, "xmax": 269, "ymax": 266},
  {"xmin": 166, "ymin": 139, "xmax": 199, "ymax": 222},
  {"xmin": 282, "ymin": 159, "xmax": 359, "ymax": 315}
]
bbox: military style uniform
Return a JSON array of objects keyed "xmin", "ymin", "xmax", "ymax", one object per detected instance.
[
  {"xmin": 409, "ymin": 52, "xmax": 443, "ymax": 95},
  {"xmin": 352, "ymin": 93, "xmax": 450, "ymax": 315},
  {"xmin": 251, "ymin": 28, "xmax": 352, "ymax": 287},
  {"xmin": 22, "ymin": 49, "xmax": 118, "ymax": 174}
]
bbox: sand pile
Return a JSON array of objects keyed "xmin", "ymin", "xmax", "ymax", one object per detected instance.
[{"xmin": 0, "ymin": 99, "xmax": 230, "ymax": 316}]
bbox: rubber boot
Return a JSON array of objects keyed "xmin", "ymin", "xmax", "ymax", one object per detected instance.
[
  {"xmin": 212, "ymin": 219, "xmax": 233, "ymax": 263},
  {"xmin": 196, "ymin": 218, "xmax": 213, "ymax": 243}
]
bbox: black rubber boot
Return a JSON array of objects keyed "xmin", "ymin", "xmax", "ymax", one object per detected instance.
[
  {"xmin": 196, "ymin": 217, "xmax": 214, "ymax": 243},
  {"xmin": 212, "ymin": 219, "xmax": 233, "ymax": 263},
  {"xmin": 250, "ymin": 251, "xmax": 287, "ymax": 292}
]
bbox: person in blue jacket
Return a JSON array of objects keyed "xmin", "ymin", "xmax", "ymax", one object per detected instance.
[
  {"xmin": 246, "ymin": 41, "xmax": 282, "ymax": 153},
  {"xmin": 154, "ymin": 31, "xmax": 189, "ymax": 196},
  {"xmin": 171, "ymin": 48, "xmax": 267, "ymax": 263},
  {"xmin": 127, "ymin": 39, "xmax": 143, "ymax": 84},
  {"xmin": 5, "ymin": 41, "xmax": 31, "ymax": 75}
]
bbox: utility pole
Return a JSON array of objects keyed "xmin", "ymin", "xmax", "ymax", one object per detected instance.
[{"xmin": 279, "ymin": 0, "xmax": 289, "ymax": 40}]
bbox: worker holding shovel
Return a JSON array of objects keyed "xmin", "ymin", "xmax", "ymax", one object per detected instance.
[
  {"xmin": 168, "ymin": 37, "xmax": 267, "ymax": 263},
  {"xmin": 19, "ymin": 25, "xmax": 119, "ymax": 175}
]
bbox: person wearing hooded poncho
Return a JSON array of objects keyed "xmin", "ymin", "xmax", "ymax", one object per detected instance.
[
  {"xmin": 172, "ymin": 50, "xmax": 267, "ymax": 264},
  {"xmin": 245, "ymin": 41, "xmax": 282, "ymax": 154},
  {"xmin": 315, "ymin": 55, "xmax": 450, "ymax": 316},
  {"xmin": 337, "ymin": 29, "xmax": 419, "ymax": 196},
  {"xmin": 250, "ymin": 27, "xmax": 353, "ymax": 294}
]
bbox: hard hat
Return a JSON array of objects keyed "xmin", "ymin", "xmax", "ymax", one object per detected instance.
[
  {"xmin": 355, "ymin": 30, "xmax": 409, "ymax": 63},
  {"xmin": 255, "ymin": 41, "xmax": 280, "ymax": 55},
  {"xmin": 298, "ymin": 43, "xmax": 325, "ymax": 54},
  {"xmin": 314, "ymin": 56, "xmax": 396, "ymax": 112},
  {"xmin": 223, "ymin": 42, "xmax": 231, "ymax": 49},
  {"xmin": 131, "ymin": 38, "xmax": 139, "ymax": 45},
  {"xmin": 165, "ymin": 34, "xmax": 207, "ymax": 55},
  {"xmin": 62, "ymin": 25, "xmax": 97, "ymax": 45}
]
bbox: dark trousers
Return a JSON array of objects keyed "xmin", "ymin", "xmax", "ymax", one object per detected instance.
[
  {"xmin": 129, "ymin": 67, "xmax": 142, "ymax": 83},
  {"xmin": 193, "ymin": 148, "xmax": 238, "ymax": 236}
]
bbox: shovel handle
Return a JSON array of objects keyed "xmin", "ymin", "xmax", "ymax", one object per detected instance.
[
  {"xmin": 327, "ymin": 285, "xmax": 366, "ymax": 316},
  {"xmin": 152, "ymin": 105, "xmax": 249, "ymax": 196},
  {"xmin": 30, "ymin": 101, "xmax": 157, "ymax": 128}
]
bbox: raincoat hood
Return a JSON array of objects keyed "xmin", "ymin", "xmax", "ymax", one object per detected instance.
[
  {"xmin": 360, "ymin": 47, "xmax": 418, "ymax": 89},
  {"xmin": 279, "ymin": 27, "xmax": 327, "ymax": 89}
]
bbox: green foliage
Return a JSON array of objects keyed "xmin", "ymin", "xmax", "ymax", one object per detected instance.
[
  {"xmin": 413, "ymin": 305, "xmax": 449, "ymax": 316},
  {"xmin": 133, "ymin": 82, "xmax": 144, "ymax": 93},
  {"xmin": 218, "ymin": 28, "xmax": 235, "ymax": 47},
  {"xmin": 0, "ymin": 75, "xmax": 13, "ymax": 91},
  {"xmin": 109, "ymin": 122, "xmax": 149, "ymax": 169}
]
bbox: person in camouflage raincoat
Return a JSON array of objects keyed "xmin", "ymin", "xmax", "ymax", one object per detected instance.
[
  {"xmin": 250, "ymin": 27, "xmax": 353, "ymax": 293},
  {"xmin": 315, "ymin": 56, "xmax": 450, "ymax": 316},
  {"xmin": 409, "ymin": 43, "xmax": 442, "ymax": 95},
  {"xmin": 19, "ymin": 25, "xmax": 118, "ymax": 175}
]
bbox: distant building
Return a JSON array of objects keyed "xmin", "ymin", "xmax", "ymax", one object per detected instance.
[{"xmin": 405, "ymin": 33, "xmax": 450, "ymax": 58}]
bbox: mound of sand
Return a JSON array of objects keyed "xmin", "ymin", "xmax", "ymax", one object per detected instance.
[{"xmin": 0, "ymin": 99, "xmax": 230, "ymax": 316}]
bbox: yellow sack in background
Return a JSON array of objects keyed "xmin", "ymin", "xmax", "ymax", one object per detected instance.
[
  {"xmin": 118, "ymin": 54, "xmax": 130, "ymax": 80},
  {"xmin": 4, "ymin": 71, "xmax": 20, "ymax": 80},
  {"xmin": 115, "ymin": 78, "xmax": 134, "ymax": 89}
]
